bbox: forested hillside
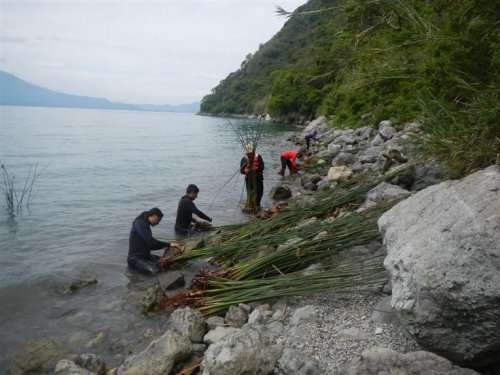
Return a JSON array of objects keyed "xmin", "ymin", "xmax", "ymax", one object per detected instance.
[{"xmin": 200, "ymin": 0, "xmax": 498, "ymax": 177}]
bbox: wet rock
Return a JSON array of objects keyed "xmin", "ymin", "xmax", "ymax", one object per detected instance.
[
  {"xmin": 67, "ymin": 353, "xmax": 106, "ymax": 375},
  {"xmin": 64, "ymin": 276, "xmax": 97, "ymax": 294},
  {"xmin": 9, "ymin": 337, "xmax": 64, "ymax": 375},
  {"xmin": 157, "ymin": 271, "xmax": 185, "ymax": 291},
  {"xmin": 270, "ymin": 185, "xmax": 292, "ymax": 200}
]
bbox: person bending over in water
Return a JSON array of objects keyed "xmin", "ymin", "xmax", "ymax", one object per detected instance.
[
  {"xmin": 127, "ymin": 207, "xmax": 182, "ymax": 275},
  {"xmin": 174, "ymin": 184, "xmax": 212, "ymax": 237}
]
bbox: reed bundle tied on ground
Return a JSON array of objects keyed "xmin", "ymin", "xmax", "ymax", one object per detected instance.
[{"xmin": 163, "ymin": 168, "xmax": 410, "ymax": 315}]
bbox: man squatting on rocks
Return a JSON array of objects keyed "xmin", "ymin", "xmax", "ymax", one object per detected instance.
[
  {"xmin": 127, "ymin": 207, "xmax": 182, "ymax": 275},
  {"xmin": 240, "ymin": 144, "xmax": 265, "ymax": 207},
  {"xmin": 174, "ymin": 184, "xmax": 212, "ymax": 237}
]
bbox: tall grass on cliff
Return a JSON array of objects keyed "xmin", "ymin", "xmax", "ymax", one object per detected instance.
[
  {"xmin": 416, "ymin": 91, "xmax": 499, "ymax": 179},
  {"xmin": 273, "ymin": 1, "xmax": 499, "ymax": 178}
]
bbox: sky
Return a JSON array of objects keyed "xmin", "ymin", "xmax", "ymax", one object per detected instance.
[{"xmin": 0, "ymin": 0, "xmax": 305, "ymax": 105}]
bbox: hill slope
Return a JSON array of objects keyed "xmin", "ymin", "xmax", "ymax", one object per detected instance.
[{"xmin": 200, "ymin": 0, "xmax": 498, "ymax": 127}]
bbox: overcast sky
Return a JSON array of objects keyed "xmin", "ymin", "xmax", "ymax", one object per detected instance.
[{"xmin": 0, "ymin": 0, "xmax": 305, "ymax": 105}]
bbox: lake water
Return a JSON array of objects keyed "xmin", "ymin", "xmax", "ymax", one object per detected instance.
[{"xmin": 0, "ymin": 106, "xmax": 297, "ymax": 372}]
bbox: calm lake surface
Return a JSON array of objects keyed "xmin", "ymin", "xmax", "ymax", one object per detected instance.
[{"xmin": 0, "ymin": 106, "xmax": 297, "ymax": 372}]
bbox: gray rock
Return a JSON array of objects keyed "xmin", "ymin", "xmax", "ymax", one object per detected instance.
[
  {"xmin": 67, "ymin": 354, "xmax": 106, "ymax": 375},
  {"xmin": 205, "ymin": 316, "xmax": 225, "ymax": 330},
  {"xmin": 357, "ymin": 146, "xmax": 382, "ymax": 164},
  {"xmin": 117, "ymin": 329, "xmax": 191, "ymax": 375},
  {"xmin": 54, "ymin": 359, "xmax": 96, "ymax": 375},
  {"xmin": 278, "ymin": 347, "xmax": 321, "ymax": 375},
  {"xmin": 270, "ymin": 185, "xmax": 292, "ymax": 200},
  {"xmin": 301, "ymin": 173, "xmax": 321, "ymax": 186},
  {"xmin": 157, "ymin": 271, "xmax": 185, "ymax": 291},
  {"xmin": 339, "ymin": 347, "xmax": 480, "ymax": 375},
  {"xmin": 203, "ymin": 326, "xmax": 239, "ymax": 345},
  {"xmin": 9, "ymin": 337, "xmax": 64, "ymax": 375},
  {"xmin": 225, "ymin": 305, "xmax": 248, "ymax": 328},
  {"xmin": 365, "ymin": 182, "xmax": 412, "ymax": 204},
  {"xmin": 378, "ymin": 166, "xmax": 500, "ymax": 367},
  {"xmin": 169, "ymin": 307, "xmax": 206, "ymax": 343},
  {"xmin": 378, "ymin": 123, "xmax": 396, "ymax": 141},
  {"xmin": 201, "ymin": 325, "xmax": 281, "ymax": 375},
  {"xmin": 289, "ymin": 305, "xmax": 316, "ymax": 325},
  {"xmin": 64, "ymin": 276, "xmax": 97, "ymax": 294},
  {"xmin": 332, "ymin": 152, "xmax": 355, "ymax": 166},
  {"xmin": 327, "ymin": 166, "xmax": 353, "ymax": 182},
  {"xmin": 139, "ymin": 285, "xmax": 164, "ymax": 313}
]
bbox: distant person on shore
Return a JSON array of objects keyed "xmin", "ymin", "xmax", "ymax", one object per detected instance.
[
  {"xmin": 240, "ymin": 144, "xmax": 265, "ymax": 209},
  {"xmin": 304, "ymin": 130, "xmax": 318, "ymax": 150},
  {"xmin": 175, "ymin": 184, "xmax": 212, "ymax": 236},
  {"xmin": 127, "ymin": 207, "xmax": 182, "ymax": 275},
  {"xmin": 279, "ymin": 150, "xmax": 303, "ymax": 176}
]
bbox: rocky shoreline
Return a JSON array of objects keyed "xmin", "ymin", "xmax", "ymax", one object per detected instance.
[{"xmin": 43, "ymin": 117, "xmax": 500, "ymax": 374}]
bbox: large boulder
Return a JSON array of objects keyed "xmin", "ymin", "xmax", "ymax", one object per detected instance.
[
  {"xmin": 201, "ymin": 325, "xmax": 281, "ymax": 375},
  {"xmin": 117, "ymin": 329, "xmax": 191, "ymax": 375},
  {"xmin": 378, "ymin": 166, "xmax": 500, "ymax": 368},
  {"xmin": 338, "ymin": 347, "xmax": 480, "ymax": 375}
]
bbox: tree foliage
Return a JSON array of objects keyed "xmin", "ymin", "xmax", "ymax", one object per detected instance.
[{"xmin": 200, "ymin": 0, "xmax": 498, "ymax": 177}]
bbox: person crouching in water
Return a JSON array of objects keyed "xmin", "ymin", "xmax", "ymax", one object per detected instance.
[
  {"xmin": 174, "ymin": 184, "xmax": 212, "ymax": 237},
  {"xmin": 240, "ymin": 144, "xmax": 265, "ymax": 211},
  {"xmin": 279, "ymin": 149, "xmax": 303, "ymax": 176},
  {"xmin": 127, "ymin": 207, "xmax": 182, "ymax": 275}
]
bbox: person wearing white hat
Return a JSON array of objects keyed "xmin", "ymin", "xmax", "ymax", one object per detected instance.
[{"xmin": 240, "ymin": 144, "xmax": 265, "ymax": 210}]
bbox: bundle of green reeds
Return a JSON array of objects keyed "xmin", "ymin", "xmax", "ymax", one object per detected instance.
[
  {"xmin": 162, "ymin": 167, "xmax": 412, "ymax": 314},
  {"xmin": 165, "ymin": 255, "xmax": 387, "ymax": 315}
]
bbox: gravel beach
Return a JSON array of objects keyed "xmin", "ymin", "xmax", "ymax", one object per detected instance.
[{"xmin": 275, "ymin": 292, "xmax": 420, "ymax": 374}]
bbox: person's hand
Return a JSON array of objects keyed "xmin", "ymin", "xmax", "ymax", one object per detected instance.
[
  {"xmin": 170, "ymin": 241, "xmax": 184, "ymax": 254},
  {"xmin": 170, "ymin": 241, "xmax": 181, "ymax": 250},
  {"xmin": 157, "ymin": 256, "xmax": 173, "ymax": 268}
]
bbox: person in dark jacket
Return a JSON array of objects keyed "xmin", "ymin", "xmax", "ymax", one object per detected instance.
[
  {"xmin": 174, "ymin": 184, "xmax": 212, "ymax": 236},
  {"xmin": 127, "ymin": 207, "xmax": 182, "ymax": 275}
]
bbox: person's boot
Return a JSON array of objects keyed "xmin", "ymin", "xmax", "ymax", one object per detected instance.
[{"xmin": 279, "ymin": 168, "xmax": 285, "ymax": 176}]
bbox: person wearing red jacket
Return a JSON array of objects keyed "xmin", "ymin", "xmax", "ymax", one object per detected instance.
[{"xmin": 279, "ymin": 150, "xmax": 303, "ymax": 176}]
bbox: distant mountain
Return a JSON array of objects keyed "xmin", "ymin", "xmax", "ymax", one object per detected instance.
[
  {"xmin": 0, "ymin": 70, "xmax": 199, "ymax": 113},
  {"xmin": 137, "ymin": 102, "xmax": 200, "ymax": 113}
]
